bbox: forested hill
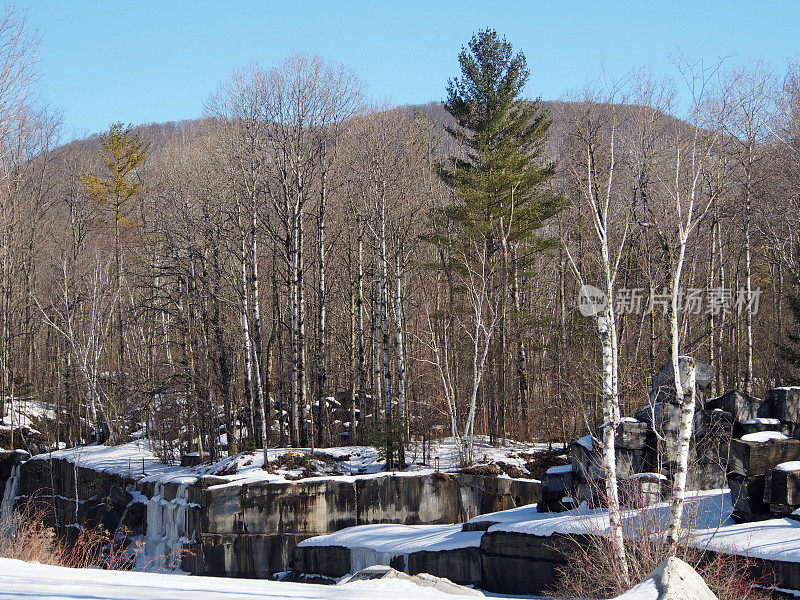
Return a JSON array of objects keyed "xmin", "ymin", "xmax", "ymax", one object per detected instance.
[
  {"xmin": 56, "ymin": 99, "xmax": 686, "ymax": 162},
  {"xmin": 4, "ymin": 76, "xmax": 798, "ymax": 460}
]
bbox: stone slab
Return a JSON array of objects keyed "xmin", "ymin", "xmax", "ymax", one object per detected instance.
[
  {"xmin": 766, "ymin": 388, "xmax": 800, "ymax": 424},
  {"xmin": 729, "ymin": 438, "xmax": 800, "ymax": 477}
]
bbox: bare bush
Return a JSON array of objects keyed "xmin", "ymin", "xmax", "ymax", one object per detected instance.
[
  {"xmin": 0, "ymin": 497, "xmax": 187, "ymax": 571},
  {"xmin": 551, "ymin": 486, "xmax": 773, "ymax": 600}
]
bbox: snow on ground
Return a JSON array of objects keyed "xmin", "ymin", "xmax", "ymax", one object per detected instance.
[
  {"xmin": 29, "ymin": 435, "xmax": 551, "ymax": 489},
  {"xmin": 33, "ymin": 439, "xmax": 197, "ymax": 485},
  {"xmin": 299, "ymin": 489, "xmax": 800, "ymax": 569},
  {"xmin": 691, "ymin": 516, "xmax": 800, "ymax": 563},
  {"xmin": 741, "ymin": 431, "xmax": 788, "ymax": 442},
  {"xmin": 0, "ymin": 398, "xmax": 51, "ymax": 434},
  {"xmin": 299, "ymin": 523, "xmax": 484, "ymax": 553},
  {"xmin": 486, "ymin": 489, "xmax": 733, "ymax": 538},
  {"xmin": 0, "ymin": 558, "xmax": 488, "ymax": 600}
]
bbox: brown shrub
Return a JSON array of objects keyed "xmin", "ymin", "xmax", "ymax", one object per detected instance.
[
  {"xmin": 460, "ymin": 463, "xmax": 502, "ymax": 476},
  {"xmin": 1, "ymin": 496, "xmax": 189, "ymax": 571},
  {"xmin": 551, "ymin": 483, "xmax": 773, "ymax": 600}
]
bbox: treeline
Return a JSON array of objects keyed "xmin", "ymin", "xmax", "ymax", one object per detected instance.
[{"xmin": 1, "ymin": 14, "xmax": 799, "ymax": 463}]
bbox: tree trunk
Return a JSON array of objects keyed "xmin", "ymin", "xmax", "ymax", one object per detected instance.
[
  {"xmin": 598, "ymin": 312, "xmax": 630, "ymax": 587},
  {"xmin": 250, "ymin": 200, "xmax": 267, "ymax": 449}
]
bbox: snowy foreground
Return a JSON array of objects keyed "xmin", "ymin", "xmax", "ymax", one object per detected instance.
[
  {"xmin": 0, "ymin": 558, "xmax": 524, "ymax": 600},
  {"xmin": 0, "ymin": 556, "xmax": 730, "ymax": 600}
]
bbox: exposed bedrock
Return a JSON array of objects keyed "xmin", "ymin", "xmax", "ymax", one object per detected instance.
[
  {"xmin": 10, "ymin": 458, "xmax": 540, "ymax": 578},
  {"xmin": 193, "ymin": 472, "xmax": 539, "ymax": 577},
  {"xmin": 291, "ymin": 529, "xmax": 585, "ymax": 595}
]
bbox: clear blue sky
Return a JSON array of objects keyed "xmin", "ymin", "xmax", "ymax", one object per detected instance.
[{"xmin": 15, "ymin": 0, "xmax": 800, "ymax": 140}]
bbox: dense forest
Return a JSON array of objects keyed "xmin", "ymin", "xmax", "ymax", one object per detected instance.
[{"xmin": 1, "ymin": 10, "xmax": 799, "ymax": 467}]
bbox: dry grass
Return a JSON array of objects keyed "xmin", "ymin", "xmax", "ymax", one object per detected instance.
[{"xmin": 0, "ymin": 496, "xmax": 187, "ymax": 571}]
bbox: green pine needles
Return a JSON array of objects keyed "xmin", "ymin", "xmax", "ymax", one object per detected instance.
[{"xmin": 438, "ymin": 28, "xmax": 562, "ymax": 265}]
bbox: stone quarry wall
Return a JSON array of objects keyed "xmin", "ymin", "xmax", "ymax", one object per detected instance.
[
  {"xmin": 291, "ymin": 529, "xmax": 588, "ymax": 594},
  {"xmin": 190, "ymin": 471, "xmax": 539, "ymax": 577},
  {"xmin": 7, "ymin": 457, "xmax": 540, "ymax": 578}
]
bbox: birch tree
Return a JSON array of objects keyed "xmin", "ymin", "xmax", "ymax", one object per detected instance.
[
  {"xmin": 658, "ymin": 61, "xmax": 725, "ymax": 553},
  {"xmin": 561, "ymin": 88, "xmax": 631, "ymax": 587}
]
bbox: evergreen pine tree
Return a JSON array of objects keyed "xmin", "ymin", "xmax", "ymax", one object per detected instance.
[
  {"xmin": 435, "ymin": 28, "xmax": 562, "ymax": 444},
  {"xmin": 439, "ymin": 28, "xmax": 561, "ymax": 261}
]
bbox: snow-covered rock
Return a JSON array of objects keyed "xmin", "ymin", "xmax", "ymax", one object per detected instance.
[
  {"xmin": 339, "ymin": 565, "xmax": 484, "ymax": 597},
  {"xmin": 613, "ymin": 557, "xmax": 717, "ymax": 600}
]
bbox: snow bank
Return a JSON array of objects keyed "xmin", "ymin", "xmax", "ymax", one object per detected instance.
[
  {"xmin": 743, "ymin": 418, "xmax": 781, "ymax": 426},
  {"xmin": 30, "ymin": 441, "xmax": 196, "ymax": 485},
  {"xmin": 691, "ymin": 516, "xmax": 800, "ymax": 563},
  {"xmin": 545, "ymin": 464, "xmax": 573, "ymax": 475},
  {"xmin": 775, "ymin": 461, "xmax": 800, "ymax": 472},
  {"xmin": 339, "ymin": 565, "xmax": 484, "ymax": 597},
  {"xmin": 28, "ymin": 435, "xmax": 549, "ymax": 490},
  {"xmin": 490, "ymin": 489, "xmax": 732, "ymax": 538},
  {"xmin": 0, "ymin": 557, "xmax": 461, "ymax": 600}
]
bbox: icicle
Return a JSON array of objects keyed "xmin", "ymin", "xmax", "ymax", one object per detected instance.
[
  {"xmin": 143, "ymin": 480, "xmax": 196, "ymax": 570},
  {"xmin": 1, "ymin": 465, "xmax": 20, "ymax": 524}
]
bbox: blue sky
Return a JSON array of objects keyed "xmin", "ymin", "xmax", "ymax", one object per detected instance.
[{"xmin": 16, "ymin": 0, "xmax": 800, "ymax": 140}]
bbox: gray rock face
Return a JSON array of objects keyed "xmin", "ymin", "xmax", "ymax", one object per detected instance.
[
  {"xmin": 19, "ymin": 456, "xmax": 539, "ymax": 579},
  {"xmin": 0, "ymin": 450, "xmax": 14, "ymax": 499},
  {"xmin": 707, "ymin": 390, "xmax": 767, "ymax": 424}
]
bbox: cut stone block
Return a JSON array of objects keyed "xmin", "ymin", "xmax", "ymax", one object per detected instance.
[
  {"xmin": 695, "ymin": 409, "xmax": 733, "ymax": 463},
  {"xmin": 570, "ymin": 439, "xmax": 602, "ymax": 481},
  {"xmin": 764, "ymin": 462, "xmax": 800, "ymax": 505},
  {"xmin": 770, "ymin": 503, "xmax": 794, "ymax": 517},
  {"xmin": 615, "ymin": 419, "xmax": 650, "ymax": 450},
  {"xmin": 688, "ymin": 460, "xmax": 727, "ymax": 490},
  {"xmin": 615, "ymin": 447, "xmax": 648, "ymax": 479},
  {"xmin": 729, "ymin": 437, "xmax": 800, "ymax": 477},
  {"xmin": 540, "ymin": 465, "xmax": 576, "ymax": 502},
  {"xmin": 635, "ymin": 402, "xmax": 682, "ymax": 432},
  {"xmin": 766, "ymin": 387, "xmax": 800, "ymax": 424},
  {"xmin": 620, "ymin": 472, "xmax": 666, "ymax": 507},
  {"xmin": 728, "ymin": 473, "xmax": 769, "ymax": 518},
  {"xmin": 708, "ymin": 390, "xmax": 768, "ymax": 423},
  {"xmin": 650, "ymin": 435, "xmax": 697, "ymax": 468},
  {"xmin": 741, "ymin": 418, "xmax": 788, "ymax": 437},
  {"xmin": 536, "ymin": 498, "xmax": 578, "ymax": 513},
  {"xmin": 635, "ymin": 401, "xmax": 704, "ymax": 438},
  {"xmin": 653, "ymin": 357, "xmax": 715, "ymax": 393}
]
